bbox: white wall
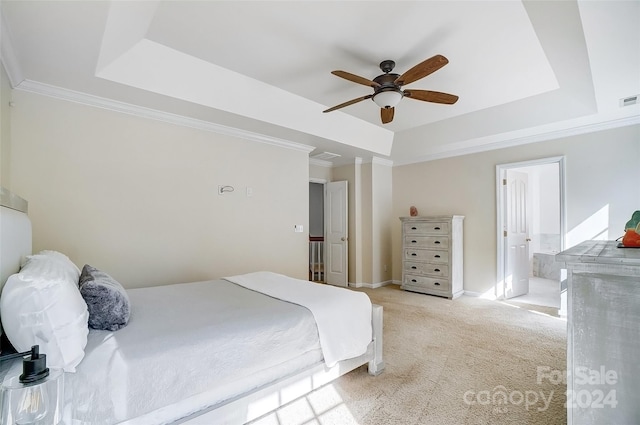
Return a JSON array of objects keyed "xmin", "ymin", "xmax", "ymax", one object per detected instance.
[
  {"xmin": 538, "ymin": 163, "xmax": 560, "ymax": 235},
  {"xmin": 517, "ymin": 162, "xmax": 560, "ymax": 256},
  {"xmin": 393, "ymin": 124, "xmax": 640, "ymax": 294},
  {"xmin": 0, "ymin": 65, "xmax": 11, "ymax": 188},
  {"xmin": 8, "ymin": 90, "xmax": 310, "ymax": 288}
]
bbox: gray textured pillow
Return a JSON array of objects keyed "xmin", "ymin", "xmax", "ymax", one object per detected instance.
[{"xmin": 79, "ymin": 265, "xmax": 130, "ymax": 331}]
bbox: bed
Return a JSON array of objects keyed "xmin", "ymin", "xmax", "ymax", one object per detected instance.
[{"xmin": 0, "ymin": 188, "xmax": 384, "ymax": 424}]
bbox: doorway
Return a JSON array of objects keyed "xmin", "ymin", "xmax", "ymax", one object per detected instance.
[
  {"xmin": 496, "ymin": 157, "xmax": 566, "ymax": 313},
  {"xmin": 309, "ymin": 179, "xmax": 349, "ymax": 287},
  {"xmin": 309, "ymin": 181, "xmax": 325, "ymax": 282}
]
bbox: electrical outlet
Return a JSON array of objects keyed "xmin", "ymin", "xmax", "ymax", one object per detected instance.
[{"xmin": 294, "ymin": 225, "xmax": 304, "ymax": 233}]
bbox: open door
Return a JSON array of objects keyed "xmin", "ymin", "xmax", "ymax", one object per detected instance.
[
  {"xmin": 504, "ymin": 170, "xmax": 530, "ymax": 299},
  {"xmin": 325, "ymin": 181, "xmax": 348, "ymax": 287}
]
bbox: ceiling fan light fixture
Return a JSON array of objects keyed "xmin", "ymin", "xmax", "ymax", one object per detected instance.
[{"xmin": 372, "ymin": 89, "xmax": 403, "ymax": 109}]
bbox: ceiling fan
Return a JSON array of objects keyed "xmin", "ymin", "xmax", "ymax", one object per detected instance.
[{"xmin": 323, "ymin": 54, "xmax": 459, "ymax": 124}]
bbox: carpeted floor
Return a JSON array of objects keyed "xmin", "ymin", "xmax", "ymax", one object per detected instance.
[{"xmin": 252, "ymin": 284, "xmax": 567, "ymax": 425}]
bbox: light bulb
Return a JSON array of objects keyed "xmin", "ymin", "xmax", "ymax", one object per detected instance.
[
  {"xmin": 372, "ymin": 89, "xmax": 403, "ymax": 109},
  {"xmin": 13, "ymin": 384, "xmax": 48, "ymax": 424}
]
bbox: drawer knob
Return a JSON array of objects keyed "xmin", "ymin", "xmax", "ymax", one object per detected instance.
[
  {"xmin": 434, "ymin": 282, "xmax": 441, "ymax": 286},
  {"xmin": 411, "ymin": 253, "xmax": 417, "ymax": 256},
  {"xmin": 434, "ymin": 241, "xmax": 441, "ymax": 244},
  {"xmin": 411, "ymin": 226, "xmax": 417, "ymax": 230},
  {"xmin": 411, "ymin": 240, "xmax": 417, "ymax": 243},
  {"xmin": 434, "ymin": 268, "xmax": 440, "ymax": 272},
  {"xmin": 411, "ymin": 266, "xmax": 417, "ymax": 269},
  {"xmin": 434, "ymin": 255, "xmax": 441, "ymax": 258},
  {"xmin": 411, "ymin": 279, "xmax": 417, "ymax": 283},
  {"xmin": 434, "ymin": 227, "xmax": 441, "ymax": 230}
]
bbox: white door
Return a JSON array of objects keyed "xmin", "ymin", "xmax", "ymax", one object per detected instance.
[
  {"xmin": 325, "ymin": 181, "xmax": 348, "ymax": 287},
  {"xmin": 504, "ymin": 170, "xmax": 530, "ymax": 299}
]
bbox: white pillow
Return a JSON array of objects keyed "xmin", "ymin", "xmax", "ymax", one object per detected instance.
[{"xmin": 0, "ymin": 250, "xmax": 89, "ymax": 372}]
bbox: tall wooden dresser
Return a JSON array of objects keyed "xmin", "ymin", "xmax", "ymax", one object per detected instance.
[
  {"xmin": 400, "ymin": 216, "xmax": 464, "ymax": 299},
  {"xmin": 556, "ymin": 240, "xmax": 640, "ymax": 425}
]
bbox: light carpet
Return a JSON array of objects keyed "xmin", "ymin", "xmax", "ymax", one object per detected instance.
[{"xmin": 251, "ymin": 284, "xmax": 567, "ymax": 425}]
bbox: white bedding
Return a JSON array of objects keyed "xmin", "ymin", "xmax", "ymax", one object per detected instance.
[
  {"xmin": 225, "ymin": 272, "xmax": 373, "ymax": 367},
  {"xmin": 64, "ymin": 279, "xmax": 324, "ymax": 424}
]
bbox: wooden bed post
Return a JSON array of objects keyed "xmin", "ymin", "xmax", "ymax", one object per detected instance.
[{"xmin": 368, "ymin": 304, "xmax": 385, "ymax": 375}]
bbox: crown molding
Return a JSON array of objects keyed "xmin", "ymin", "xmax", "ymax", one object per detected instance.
[
  {"xmin": 0, "ymin": 11, "xmax": 24, "ymax": 87},
  {"xmin": 14, "ymin": 79, "xmax": 316, "ymax": 154},
  {"xmin": 393, "ymin": 113, "xmax": 640, "ymax": 166}
]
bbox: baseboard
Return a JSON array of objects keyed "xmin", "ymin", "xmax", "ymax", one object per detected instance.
[
  {"xmin": 463, "ymin": 290, "xmax": 483, "ymax": 297},
  {"xmin": 349, "ymin": 280, "xmax": 394, "ymax": 289}
]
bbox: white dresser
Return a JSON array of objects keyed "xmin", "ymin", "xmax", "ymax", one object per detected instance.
[
  {"xmin": 400, "ymin": 216, "xmax": 464, "ymax": 299},
  {"xmin": 556, "ymin": 241, "xmax": 640, "ymax": 425}
]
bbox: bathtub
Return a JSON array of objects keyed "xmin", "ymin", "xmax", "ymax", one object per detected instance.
[{"xmin": 533, "ymin": 252, "xmax": 561, "ymax": 280}]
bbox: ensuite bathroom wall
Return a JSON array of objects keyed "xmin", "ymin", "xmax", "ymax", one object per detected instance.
[{"xmin": 519, "ymin": 163, "xmax": 562, "ymax": 280}]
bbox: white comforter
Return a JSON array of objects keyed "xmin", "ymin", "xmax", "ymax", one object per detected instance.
[
  {"xmin": 225, "ymin": 271, "xmax": 373, "ymax": 367},
  {"xmin": 64, "ymin": 278, "xmax": 324, "ymax": 424}
]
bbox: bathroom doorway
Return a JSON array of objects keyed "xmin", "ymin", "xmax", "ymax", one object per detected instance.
[{"xmin": 496, "ymin": 156, "xmax": 566, "ymax": 314}]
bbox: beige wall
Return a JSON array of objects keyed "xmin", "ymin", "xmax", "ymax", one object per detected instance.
[
  {"xmin": 0, "ymin": 65, "xmax": 11, "ymax": 188},
  {"xmin": 392, "ymin": 124, "xmax": 640, "ymax": 294},
  {"xmin": 9, "ymin": 90, "xmax": 310, "ymax": 288},
  {"xmin": 371, "ymin": 160, "xmax": 392, "ymax": 284},
  {"xmin": 333, "ymin": 159, "xmax": 393, "ymax": 287},
  {"xmin": 309, "ymin": 163, "xmax": 332, "ymax": 182},
  {"xmin": 360, "ymin": 161, "xmax": 393, "ymax": 285},
  {"xmin": 360, "ymin": 163, "xmax": 372, "ymax": 283}
]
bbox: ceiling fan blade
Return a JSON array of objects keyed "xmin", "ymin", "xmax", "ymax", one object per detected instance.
[
  {"xmin": 381, "ymin": 107, "xmax": 394, "ymax": 124},
  {"xmin": 331, "ymin": 70, "xmax": 381, "ymax": 88},
  {"xmin": 394, "ymin": 55, "xmax": 449, "ymax": 86},
  {"xmin": 323, "ymin": 94, "xmax": 373, "ymax": 113},
  {"xmin": 404, "ymin": 89, "xmax": 459, "ymax": 104}
]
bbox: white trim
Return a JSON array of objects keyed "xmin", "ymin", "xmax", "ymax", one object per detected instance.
[
  {"xmin": 309, "ymin": 178, "xmax": 327, "ymax": 184},
  {"xmin": 463, "ymin": 290, "xmax": 483, "ymax": 297},
  {"xmin": 0, "ymin": 11, "xmax": 24, "ymax": 88},
  {"xmin": 495, "ymin": 156, "xmax": 566, "ymax": 300},
  {"xmin": 14, "ymin": 80, "xmax": 316, "ymax": 154},
  {"xmin": 350, "ymin": 280, "xmax": 393, "ymax": 289},
  {"xmin": 309, "ymin": 158, "xmax": 333, "ymax": 168},
  {"xmin": 393, "ymin": 115, "xmax": 640, "ymax": 166}
]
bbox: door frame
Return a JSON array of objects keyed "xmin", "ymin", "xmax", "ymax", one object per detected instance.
[
  {"xmin": 309, "ymin": 178, "xmax": 350, "ymax": 287},
  {"xmin": 309, "ymin": 179, "xmax": 327, "ymax": 282},
  {"xmin": 495, "ymin": 156, "xmax": 567, "ymax": 299}
]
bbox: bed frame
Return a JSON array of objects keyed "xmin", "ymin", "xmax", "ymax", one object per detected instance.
[{"xmin": 0, "ymin": 187, "xmax": 384, "ymax": 424}]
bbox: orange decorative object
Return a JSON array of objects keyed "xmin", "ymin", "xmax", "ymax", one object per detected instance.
[{"xmin": 622, "ymin": 229, "xmax": 640, "ymax": 247}]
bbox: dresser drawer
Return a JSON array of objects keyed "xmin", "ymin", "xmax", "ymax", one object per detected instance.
[
  {"xmin": 404, "ymin": 262, "xmax": 449, "ymax": 277},
  {"xmin": 404, "ymin": 249, "xmax": 449, "ymax": 263},
  {"xmin": 403, "ymin": 275, "xmax": 451, "ymax": 292},
  {"xmin": 403, "ymin": 221, "xmax": 449, "ymax": 235},
  {"xmin": 404, "ymin": 235, "xmax": 449, "ymax": 249}
]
